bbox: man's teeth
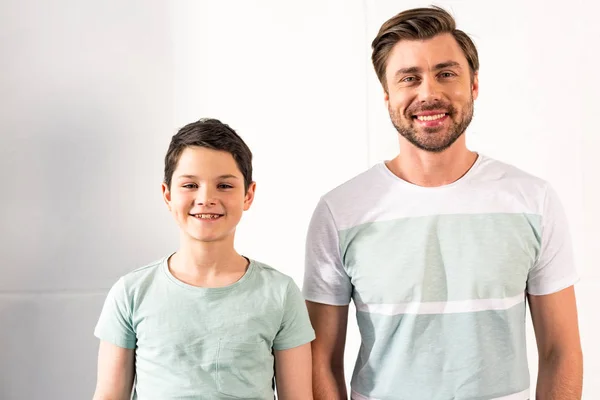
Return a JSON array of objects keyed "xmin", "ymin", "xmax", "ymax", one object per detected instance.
[
  {"xmin": 194, "ymin": 214, "xmax": 221, "ymax": 219},
  {"xmin": 416, "ymin": 113, "xmax": 446, "ymax": 121}
]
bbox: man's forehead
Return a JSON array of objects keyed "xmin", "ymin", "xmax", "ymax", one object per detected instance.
[{"xmin": 387, "ymin": 33, "xmax": 467, "ymax": 68}]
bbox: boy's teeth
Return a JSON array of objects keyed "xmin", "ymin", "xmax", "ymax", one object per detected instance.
[
  {"xmin": 195, "ymin": 214, "xmax": 220, "ymax": 219},
  {"xmin": 417, "ymin": 113, "xmax": 446, "ymax": 121}
]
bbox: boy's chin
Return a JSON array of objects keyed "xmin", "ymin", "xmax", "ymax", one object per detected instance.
[{"xmin": 184, "ymin": 230, "xmax": 231, "ymax": 244}]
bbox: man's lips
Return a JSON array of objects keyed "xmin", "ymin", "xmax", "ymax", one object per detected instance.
[
  {"xmin": 412, "ymin": 112, "xmax": 449, "ymax": 127},
  {"xmin": 412, "ymin": 109, "xmax": 449, "ymax": 119}
]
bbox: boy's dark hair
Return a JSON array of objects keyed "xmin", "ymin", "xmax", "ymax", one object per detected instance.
[{"xmin": 164, "ymin": 118, "xmax": 253, "ymax": 192}]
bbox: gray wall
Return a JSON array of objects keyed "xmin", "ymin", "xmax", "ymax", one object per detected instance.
[{"xmin": 0, "ymin": 1, "xmax": 173, "ymax": 398}]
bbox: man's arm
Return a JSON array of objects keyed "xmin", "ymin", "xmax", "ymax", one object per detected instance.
[
  {"xmin": 92, "ymin": 340, "xmax": 135, "ymax": 400},
  {"xmin": 274, "ymin": 343, "xmax": 313, "ymax": 400},
  {"xmin": 306, "ymin": 301, "xmax": 349, "ymax": 400},
  {"xmin": 528, "ymin": 285, "xmax": 583, "ymax": 399}
]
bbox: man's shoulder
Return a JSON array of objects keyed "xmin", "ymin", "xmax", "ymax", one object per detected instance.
[
  {"xmin": 320, "ymin": 163, "xmax": 386, "ymax": 205},
  {"xmin": 475, "ymin": 154, "xmax": 549, "ymax": 191}
]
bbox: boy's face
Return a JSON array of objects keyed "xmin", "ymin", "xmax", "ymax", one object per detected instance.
[{"xmin": 162, "ymin": 146, "xmax": 255, "ymax": 244}]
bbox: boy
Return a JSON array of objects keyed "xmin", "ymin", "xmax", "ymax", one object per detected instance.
[{"xmin": 93, "ymin": 118, "xmax": 315, "ymax": 399}]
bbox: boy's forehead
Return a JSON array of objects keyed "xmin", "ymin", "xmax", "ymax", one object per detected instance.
[{"xmin": 174, "ymin": 146, "xmax": 242, "ymax": 177}]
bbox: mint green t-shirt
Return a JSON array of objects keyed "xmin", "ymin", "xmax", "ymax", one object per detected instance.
[{"xmin": 94, "ymin": 254, "xmax": 315, "ymax": 400}]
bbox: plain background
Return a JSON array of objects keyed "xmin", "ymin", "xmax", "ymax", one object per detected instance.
[{"xmin": 1, "ymin": 0, "xmax": 598, "ymax": 398}]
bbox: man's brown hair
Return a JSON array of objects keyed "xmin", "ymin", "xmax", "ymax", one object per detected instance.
[{"xmin": 371, "ymin": 6, "xmax": 479, "ymax": 91}]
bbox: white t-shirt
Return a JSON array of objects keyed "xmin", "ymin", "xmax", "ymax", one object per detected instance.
[{"xmin": 303, "ymin": 154, "xmax": 578, "ymax": 400}]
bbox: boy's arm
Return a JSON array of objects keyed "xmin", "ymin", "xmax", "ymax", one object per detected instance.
[
  {"xmin": 92, "ymin": 340, "xmax": 135, "ymax": 400},
  {"xmin": 306, "ymin": 301, "xmax": 349, "ymax": 400},
  {"xmin": 274, "ymin": 342, "xmax": 313, "ymax": 400}
]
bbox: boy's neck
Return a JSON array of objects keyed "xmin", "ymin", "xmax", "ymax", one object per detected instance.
[{"xmin": 168, "ymin": 239, "xmax": 249, "ymax": 288}]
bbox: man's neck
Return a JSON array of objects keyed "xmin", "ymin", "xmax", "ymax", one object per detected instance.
[{"xmin": 387, "ymin": 137, "xmax": 478, "ymax": 187}]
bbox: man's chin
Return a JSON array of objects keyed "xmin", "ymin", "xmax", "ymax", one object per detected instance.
[{"xmin": 402, "ymin": 131, "xmax": 463, "ymax": 152}]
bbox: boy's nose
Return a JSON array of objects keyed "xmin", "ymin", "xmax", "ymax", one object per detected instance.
[{"xmin": 196, "ymin": 187, "xmax": 218, "ymax": 206}]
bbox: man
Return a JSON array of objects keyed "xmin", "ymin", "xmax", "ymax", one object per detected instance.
[{"xmin": 303, "ymin": 6, "xmax": 583, "ymax": 400}]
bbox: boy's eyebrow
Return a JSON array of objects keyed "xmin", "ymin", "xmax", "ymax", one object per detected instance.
[
  {"xmin": 217, "ymin": 174, "xmax": 239, "ymax": 180},
  {"xmin": 176, "ymin": 174, "xmax": 240, "ymax": 180}
]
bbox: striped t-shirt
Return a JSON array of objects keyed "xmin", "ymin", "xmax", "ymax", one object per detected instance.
[{"xmin": 302, "ymin": 154, "xmax": 578, "ymax": 400}]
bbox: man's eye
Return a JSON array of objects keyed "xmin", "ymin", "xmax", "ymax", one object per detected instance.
[
  {"xmin": 402, "ymin": 76, "xmax": 417, "ymax": 82},
  {"xmin": 440, "ymin": 72, "xmax": 455, "ymax": 78}
]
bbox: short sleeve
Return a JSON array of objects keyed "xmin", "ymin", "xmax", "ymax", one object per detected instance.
[
  {"xmin": 303, "ymin": 197, "xmax": 353, "ymax": 305},
  {"xmin": 527, "ymin": 184, "xmax": 579, "ymax": 295},
  {"xmin": 94, "ymin": 277, "xmax": 137, "ymax": 349},
  {"xmin": 272, "ymin": 279, "xmax": 315, "ymax": 351}
]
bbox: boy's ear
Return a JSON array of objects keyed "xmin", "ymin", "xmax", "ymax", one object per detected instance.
[
  {"xmin": 243, "ymin": 182, "xmax": 256, "ymax": 211},
  {"xmin": 161, "ymin": 182, "xmax": 172, "ymax": 210}
]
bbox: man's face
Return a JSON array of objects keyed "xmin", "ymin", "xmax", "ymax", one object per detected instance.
[
  {"xmin": 162, "ymin": 146, "xmax": 255, "ymax": 244},
  {"xmin": 384, "ymin": 33, "xmax": 479, "ymax": 153}
]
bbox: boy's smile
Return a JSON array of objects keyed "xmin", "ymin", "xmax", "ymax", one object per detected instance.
[{"xmin": 190, "ymin": 213, "xmax": 224, "ymax": 220}]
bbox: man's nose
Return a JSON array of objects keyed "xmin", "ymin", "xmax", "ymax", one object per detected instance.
[{"xmin": 417, "ymin": 76, "xmax": 442, "ymax": 103}]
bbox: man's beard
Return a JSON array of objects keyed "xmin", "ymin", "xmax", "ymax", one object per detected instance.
[{"xmin": 388, "ymin": 98, "xmax": 474, "ymax": 153}]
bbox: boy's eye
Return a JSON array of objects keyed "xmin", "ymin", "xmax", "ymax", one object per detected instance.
[
  {"xmin": 182, "ymin": 183, "xmax": 198, "ymax": 189},
  {"xmin": 218, "ymin": 183, "xmax": 233, "ymax": 189}
]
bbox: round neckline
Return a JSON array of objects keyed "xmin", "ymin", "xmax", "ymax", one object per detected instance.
[
  {"xmin": 379, "ymin": 152, "xmax": 484, "ymax": 191},
  {"xmin": 161, "ymin": 252, "xmax": 256, "ymax": 294}
]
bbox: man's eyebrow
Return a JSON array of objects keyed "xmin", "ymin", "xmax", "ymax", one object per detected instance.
[
  {"xmin": 393, "ymin": 61, "xmax": 462, "ymax": 78},
  {"xmin": 394, "ymin": 66, "xmax": 422, "ymax": 78},
  {"xmin": 433, "ymin": 61, "xmax": 461, "ymax": 70}
]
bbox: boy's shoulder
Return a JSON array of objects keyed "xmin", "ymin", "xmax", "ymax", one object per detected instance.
[
  {"xmin": 115, "ymin": 254, "xmax": 168, "ymax": 291},
  {"xmin": 249, "ymin": 259, "xmax": 298, "ymax": 291},
  {"xmin": 250, "ymin": 259, "xmax": 293, "ymax": 280}
]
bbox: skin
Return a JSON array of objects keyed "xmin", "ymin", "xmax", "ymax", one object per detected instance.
[
  {"xmin": 93, "ymin": 146, "xmax": 313, "ymax": 399},
  {"xmin": 309, "ymin": 33, "xmax": 582, "ymax": 399}
]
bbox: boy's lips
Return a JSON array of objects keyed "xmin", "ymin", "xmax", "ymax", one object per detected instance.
[{"xmin": 189, "ymin": 213, "xmax": 224, "ymax": 220}]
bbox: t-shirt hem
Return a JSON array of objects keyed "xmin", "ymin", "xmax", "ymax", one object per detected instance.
[
  {"xmin": 272, "ymin": 331, "xmax": 316, "ymax": 351},
  {"xmin": 94, "ymin": 329, "xmax": 136, "ymax": 349},
  {"xmin": 526, "ymin": 274, "xmax": 580, "ymax": 296},
  {"xmin": 303, "ymin": 291, "xmax": 351, "ymax": 306}
]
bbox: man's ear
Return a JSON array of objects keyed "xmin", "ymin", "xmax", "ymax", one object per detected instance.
[
  {"xmin": 384, "ymin": 87, "xmax": 390, "ymax": 108},
  {"xmin": 471, "ymin": 71, "xmax": 479, "ymax": 101}
]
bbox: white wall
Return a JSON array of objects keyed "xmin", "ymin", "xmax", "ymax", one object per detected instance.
[{"xmin": 1, "ymin": 0, "xmax": 598, "ymax": 398}]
